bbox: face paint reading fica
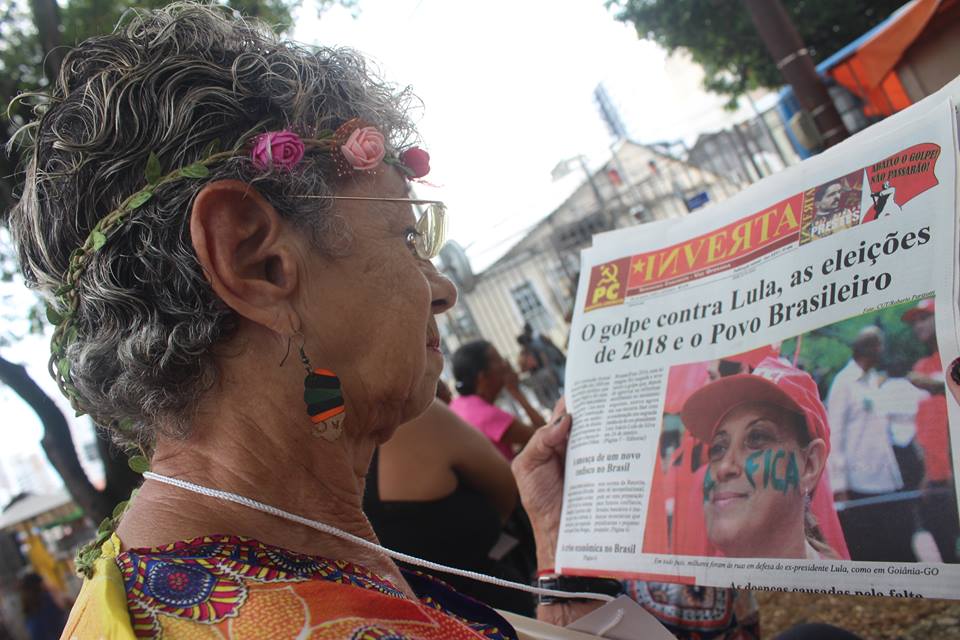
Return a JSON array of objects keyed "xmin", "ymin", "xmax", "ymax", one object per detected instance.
[{"xmin": 703, "ymin": 447, "xmax": 801, "ymax": 501}]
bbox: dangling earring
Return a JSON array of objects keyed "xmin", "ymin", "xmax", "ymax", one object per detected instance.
[{"xmin": 297, "ymin": 340, "xmax": 345, "ymax": 442}]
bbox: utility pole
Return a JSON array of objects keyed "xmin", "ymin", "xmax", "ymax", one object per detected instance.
[{"xmin": 742, "ymin": 0, "xmax": 849, "ymax": 149}]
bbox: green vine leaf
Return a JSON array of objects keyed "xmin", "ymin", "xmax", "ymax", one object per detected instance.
[
  {"xmin": 145, "ymin": 152, "xmax": 162, "ymax": 184},
  {"xmin": 128, "ymin": 455, "xmax": 150, "ymax": 474},
  {"xmin": 112, "ymin": 500, "xmax": 129, "ymax": 520},
  {"xmin": 75, "ymin": 544, "xmax": 99, "ymax": 578},
  {"xmin": 91, "ymin": 230, "xmax": 107, "ymax": 251},
  {"xmin": 46, "ymin": 305, "xmax": 63, "ymax": 325},
  {"xmin": 315, "ymin": 129, "xmax": 334, "ymax": 139},
  {"xmin": 96, "ymin": 516, "xmax": 113, "ymax": 536},
  {"xmin": 54, "ymin": 283, "xmax": 74, "ymax": 297},
  {"xmin": 127, "ymin": 191, "xmax": 153, "ymax": 210},
  {"xmin": 57, "ymin": 357, "xmax": 71, "ymax": 382},
  {"xmin": 179, "ymin": 162, "xmax": 210, "ymax": 179}
]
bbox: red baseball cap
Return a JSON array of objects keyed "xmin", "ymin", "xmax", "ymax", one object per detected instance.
[
  {"xmin": 901, "ymin": 298, "xmax": 935, "ymax": 324},
  {"xmin": 680, "ymin": 357, "xmax": 830, "ymax": 454}
]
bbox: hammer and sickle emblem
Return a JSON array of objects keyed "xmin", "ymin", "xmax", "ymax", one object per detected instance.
[{"xmin": 591, "ymin": 264, "xmax": 621, "ymax": 305}]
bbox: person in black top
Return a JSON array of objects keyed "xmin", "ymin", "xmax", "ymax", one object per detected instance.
[{"xmin": 364, "ymin": 399, "xmax": 535, "ymax": 615}]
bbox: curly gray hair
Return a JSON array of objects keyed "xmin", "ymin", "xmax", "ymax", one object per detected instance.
[{"xmin": 9, "ymin": 2, "xmax": 418, "ymax": 447}]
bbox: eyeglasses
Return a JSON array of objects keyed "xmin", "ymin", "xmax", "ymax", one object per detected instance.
[{"xmin": 295, "ymin": 196, "xmax": 448, "ymax": 261}]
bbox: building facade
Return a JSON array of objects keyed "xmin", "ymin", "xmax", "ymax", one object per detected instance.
[{"xmin": 438, "ymin": 140, "xmax": 738, "ymax": 376}]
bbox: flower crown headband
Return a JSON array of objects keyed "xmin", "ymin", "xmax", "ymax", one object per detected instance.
[{"xmin": 47, "ymin": 118, "xmax": 431, "ymax": 419}]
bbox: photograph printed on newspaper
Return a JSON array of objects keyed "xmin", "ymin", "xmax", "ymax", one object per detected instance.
[{"xmin": 556, "ymin": 96, "xmax": 960, "ymax": 599}]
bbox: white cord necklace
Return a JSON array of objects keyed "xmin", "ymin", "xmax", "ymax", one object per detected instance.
[{"xmin": 142, "ymin": 471, "xmax": 614, "ymax": 603}]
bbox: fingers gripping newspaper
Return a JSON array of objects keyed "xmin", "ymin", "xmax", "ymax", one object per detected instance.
[{"xmin": 557, "ymin": 84, "xmax": 960, "ymax": 599}]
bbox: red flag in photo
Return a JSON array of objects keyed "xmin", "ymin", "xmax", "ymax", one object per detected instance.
[{"xmin": 862, "ymin": 142, "xmax": 940, "ymax": 223}]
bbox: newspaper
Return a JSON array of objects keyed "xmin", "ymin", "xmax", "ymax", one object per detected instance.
[{"xmin": 556, "ymin": 83, "xmax": 960, "ymax": 599}]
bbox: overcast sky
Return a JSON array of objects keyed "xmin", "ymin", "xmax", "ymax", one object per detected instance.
[
  {"xmin": 2, "ymin": 0, "xmax": 773, "ymax": 491},
  {"xmin": 292, "ymin": 0, "xmax": 764, "ymax": 270}
]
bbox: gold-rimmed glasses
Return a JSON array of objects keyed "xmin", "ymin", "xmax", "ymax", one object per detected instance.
[{"xmin": 295, "ymin": 196, "xmax": 448, "ymax": 261}]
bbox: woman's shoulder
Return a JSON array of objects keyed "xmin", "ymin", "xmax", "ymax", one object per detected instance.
[
  {"xmin": 385, "ymin": 400, "xmax": 467, "ymax": 459},
  {"xmin": 397, "ymin": 400, "xmax": 506, "ymax": 453},
  {"xmin": 65, "ymin": 533, "xmax": 516, "ymax": 640}
]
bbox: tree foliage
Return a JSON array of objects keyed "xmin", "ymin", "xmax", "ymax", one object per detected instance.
[
  {"xmin": 608, "ymin": 0, "xmax": 908, "ymax": 107},
  {"xmin": 1, "ymin": 0, "xmax": 318, "ymax": 217}
]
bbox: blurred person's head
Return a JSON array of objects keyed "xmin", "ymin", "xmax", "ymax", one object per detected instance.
[
  {"xmin": 682, "ymin": 358, "xmax": 832, "ymax": 559},
  {"xmin": 518, "ymin": 346, "xmax": 542, "ymax": 373},
  {"xmin": 18, "ymin": 573, "xmax": 50, "ymax": 617},
  {"xmin": 453, "ymin": 340, "xmax": 508, "ymax": 398},
  {"xmin": 851, "ymin": 326, "xmax": 884, "ymax": 369},
  {"xmin": 521, "ymin": 323, "xmax": 534, "ymax": 341},
  {"xmin": 902, "ymin": 299, "xmax": 936, "ymax": 349}
]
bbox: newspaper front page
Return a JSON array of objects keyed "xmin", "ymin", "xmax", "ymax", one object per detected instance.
[{"xmin": 556, "ymin": 91, "xmax": 960, "ymax": 599}]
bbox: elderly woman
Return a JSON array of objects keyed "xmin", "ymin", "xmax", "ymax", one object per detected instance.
[
  {"xmin": 10, "ymin": 4, "xmax": 600, "ymax": 636},
  {"xmin": 681, "ymin": 358, "xmax": 836, "ymax": 559}
]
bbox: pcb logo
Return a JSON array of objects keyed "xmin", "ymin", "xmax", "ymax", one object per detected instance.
[{"xmin": 584, "ymin": 258, "xmax": 628, "ymax": 311}]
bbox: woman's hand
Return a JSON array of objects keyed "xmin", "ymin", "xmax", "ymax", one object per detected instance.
[
  {"xmin": 511, "ymin": 398, "xmax": 571, "ymax": 569},
  {"xmin": 503, "ymin": 363, "xmax": 522, "ymax": 393},
  {"xmin": 513, "ymin": 400, "xmax": 603, "ymax": 626}
]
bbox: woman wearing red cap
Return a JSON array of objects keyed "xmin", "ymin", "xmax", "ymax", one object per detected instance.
[{"xmin": 681, "ymin": 358, "xmax": 838, "ymax": 559}]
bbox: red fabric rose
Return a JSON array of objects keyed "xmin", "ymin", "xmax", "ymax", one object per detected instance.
[
  {"xmin": 340, "ymin": 126, "xmax": 386, "ymax": 171},
  {"xmin": 400, "ymin": 147, "xmax": 431, "ymax": 179}
]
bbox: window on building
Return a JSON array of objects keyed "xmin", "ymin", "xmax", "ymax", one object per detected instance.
[
  {"xmin": 511, "ymin": 282, "xmax": 552, "ymax": 335},
  {"xmin": 552, "ymin": 212, "xmax": 609, "ymax": 253},
  {"xmin": 456, "ymin": 311, "xmax": 480, "ymax": 339}
]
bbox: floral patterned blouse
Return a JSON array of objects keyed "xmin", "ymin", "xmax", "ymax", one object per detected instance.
[{"xmin": 62, "ymin": 533, "xmax": 518, "ymax": 639}]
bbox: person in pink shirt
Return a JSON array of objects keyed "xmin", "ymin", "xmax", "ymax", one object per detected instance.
[{"xmin": 450, "ymin": 340, "xmax": 546, "ymax": 460}]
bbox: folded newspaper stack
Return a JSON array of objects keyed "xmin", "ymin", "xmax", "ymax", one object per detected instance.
[{"xmin": 558, "ymin": 77, "xmax": 960, "ymax": 600}]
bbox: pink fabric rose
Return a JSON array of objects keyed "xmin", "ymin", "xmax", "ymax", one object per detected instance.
[
  {"xmin": 400, "ymin": 147, "xmax": 431, "ymax": 179},
  {"xmin": 251, "ymin": 131, "xmax": 305, "ymax": 171},
  {"xmin": 340, "ymin": 126, "xmax": 386, "ymax": 171}
]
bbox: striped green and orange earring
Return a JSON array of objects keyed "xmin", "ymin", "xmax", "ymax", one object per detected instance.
[{"xmin": 299, "ymin": 346, "xmax": 345, "ymax": 441}]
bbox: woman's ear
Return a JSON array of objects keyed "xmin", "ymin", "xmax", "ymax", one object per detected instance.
[
  {"xmin": 801, "ymin": 438, "xmax": 828, "ymax": 493},
  {"xmin": 190, "ymin": 180, "xmax": 299, "ymax": 333}
]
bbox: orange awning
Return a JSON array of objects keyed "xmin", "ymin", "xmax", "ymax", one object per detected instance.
[
  {"xmin": 854, "ymin": 0, "xmax": 942, "ymax": 88},
  {"xmin": 827, "ymin": 0, "xmax": 943, "ymax": 115}
]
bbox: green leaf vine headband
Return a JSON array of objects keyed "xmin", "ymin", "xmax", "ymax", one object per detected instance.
[{"xmin": 46, "ymin": 118, "xmax": 445, "ymax": 421}]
